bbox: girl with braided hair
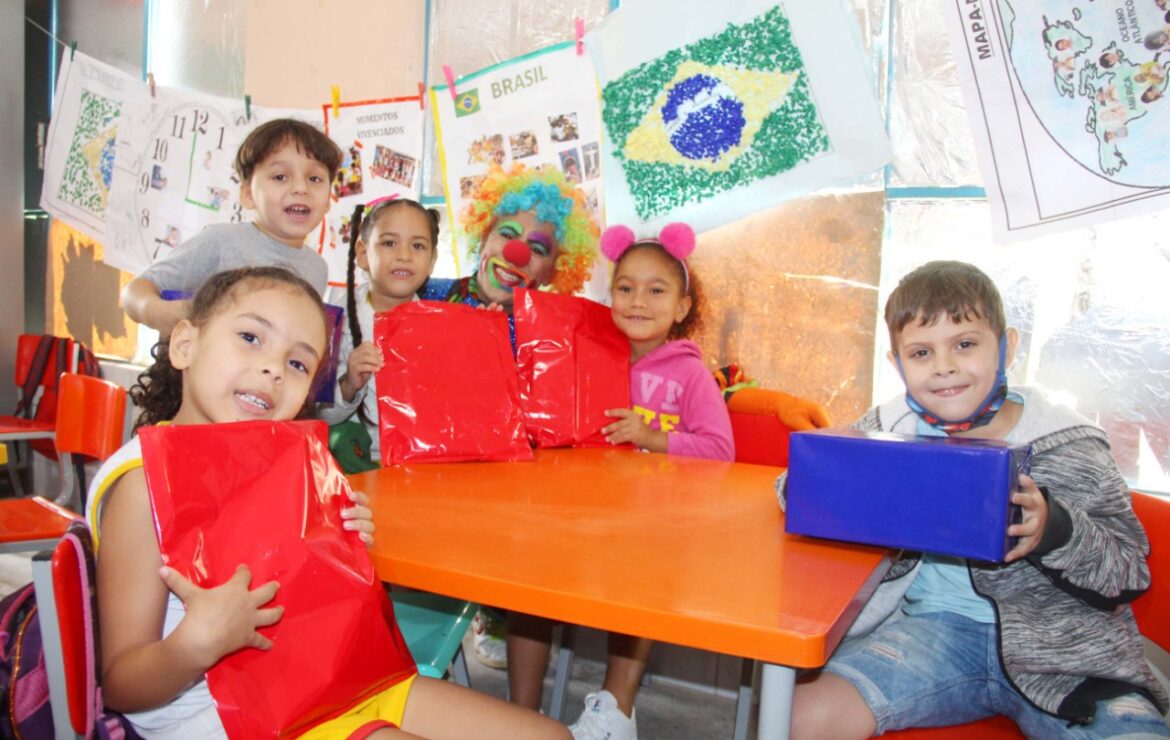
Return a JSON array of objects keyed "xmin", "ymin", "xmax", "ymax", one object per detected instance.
[{"xmin": 318, "ymin": 196, "xmax": 441, "ymax": 465}]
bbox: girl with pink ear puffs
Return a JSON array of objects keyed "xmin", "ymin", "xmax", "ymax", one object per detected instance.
[{"xmin": 506, "ymin": 223, "xmax": 734, "ymax": 740}]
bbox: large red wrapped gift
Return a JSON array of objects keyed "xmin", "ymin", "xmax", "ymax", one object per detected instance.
[
  {"xmin": 140, "ymin": 420, "xmax": 416, "ymax": 738},
  {"xmin": 373, "ymin": 301, "xmax": 532, "ymax": 464},
  {"xmin": 514, "ymin": 289, "xmax": 631, "ymax": 448}
]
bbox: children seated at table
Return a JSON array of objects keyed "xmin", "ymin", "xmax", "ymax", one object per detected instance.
[
  {"xmin": 121, "ymin": 118, "xmax": 342, "ymax": 334},
  {"xmin": 92, "ymin": 266, "xmax": 569, "ymax": 739},
  {"xmin": 318, "ymin": 196, "xmax": 441, "ymax": 466},
  {"xmin": 783, "ymin": 260, "xmax": 1168, "ymax": 739},
  {"xmin": 507, "ymin": 223, "xmax": 733, "ymax": 740}
]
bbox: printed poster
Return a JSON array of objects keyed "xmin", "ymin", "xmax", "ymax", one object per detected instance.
[
  {"xmin": 319, "ymin": 98, "xmax": 426, "ymax": 288},
  {"xmin": 431, "ymin": 42, "xmax": 604, "ymax": 275},
  {"xmin": 944, "ymin": 0, "xmax": 1170, "ymax": 241},
  {"xmin": 587, "ymin": 0, "xmax": 891, "ymax": 235},
  {"xmin": 41, "ymin": 51, "xmax": 147, "ymax": 242}
]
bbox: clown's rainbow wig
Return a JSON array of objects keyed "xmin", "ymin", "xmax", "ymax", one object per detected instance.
[{"xmin": 460, "ymin": 163, "xmax": 599, "ymax": 295}]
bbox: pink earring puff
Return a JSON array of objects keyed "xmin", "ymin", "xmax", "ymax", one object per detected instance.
[{"xmin": 601, "ymin": 222, "xmax": 695, "ymax": 290}]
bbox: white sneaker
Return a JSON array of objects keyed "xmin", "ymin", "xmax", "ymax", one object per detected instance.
[
  {"xmin": 471, "ymin": 607, "xmax": 507, "ymax": 669},
  {"xmin": 569, "ymin": 690, "xmax": 638, "ymax": 740}
]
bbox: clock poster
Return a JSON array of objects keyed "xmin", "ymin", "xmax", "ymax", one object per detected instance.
[{"xmin": 103, "ymin": 71, "xmax": 254, "ymax": 274}]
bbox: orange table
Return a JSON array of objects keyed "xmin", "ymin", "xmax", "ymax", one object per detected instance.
[
  {"xmin": 354, "ymin": 447, "xmax": 892, "ymax": 739},
  {"xmin": 0, "ymin": 496, "xmax": 81, "ymax": 553}
]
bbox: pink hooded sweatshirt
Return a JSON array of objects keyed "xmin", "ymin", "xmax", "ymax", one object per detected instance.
[{"xmin": 630, "ymin": 340, "xmax": 735, "ymax": 462}]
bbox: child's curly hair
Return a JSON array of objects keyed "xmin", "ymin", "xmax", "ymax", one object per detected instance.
[
  {"xmin": 460, "ymin": 163, "xmax": 598, "ymax": 294},
  {"xmin": 131, "ymin": 267, "xmax": 327, "ymax": 431}
]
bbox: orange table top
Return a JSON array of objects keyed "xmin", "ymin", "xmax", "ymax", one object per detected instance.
[
  {"xmin": 0, "ymin": 496, "xmax": 81, "ymax": 543},
  {"xmin": 355, "ymin": 447, "xmax": 892, "ymax": 669}
]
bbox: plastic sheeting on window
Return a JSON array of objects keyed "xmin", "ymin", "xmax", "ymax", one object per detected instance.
[
  {"xmin": 144, "ymin": 0, "xmax": 246, "ymax": 98},
  {"xmin": 881, "ymin": 200, "xmax": 1170, "ymax": 491},
  {"xmin": 887, "ymin": 0, "xmax": 982, "ymax": 188}
]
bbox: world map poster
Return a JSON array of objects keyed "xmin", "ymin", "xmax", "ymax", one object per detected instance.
[{"xmin": 945, "ymin": 0, "xmax": 1170, "ymax": 241}]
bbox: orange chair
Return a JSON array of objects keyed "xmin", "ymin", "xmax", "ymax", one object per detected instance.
[
  {"xmin": 0, "ymin": 374, "xmax": 127, "ymax": 554},
  {"xmin": 881, "ymin": 489, "xmax": 1169, "ymax": 739}
]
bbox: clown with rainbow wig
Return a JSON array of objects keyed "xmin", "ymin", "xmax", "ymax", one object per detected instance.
[{"xmin": 423, "ymin": 163, "xmax": 598, "ymax": 310}]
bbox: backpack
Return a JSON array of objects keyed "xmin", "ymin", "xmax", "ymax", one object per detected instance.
[
  {"xmin": 0, "ymin": 523, "xmax": 141, "ymax": 740},
  {"xmin": 13, "ymin": 335, "xmax": 102, "ymax": 461},
  {"xmin": 0, "ymin": 584, "xmax": 53, "ymax": 738}
]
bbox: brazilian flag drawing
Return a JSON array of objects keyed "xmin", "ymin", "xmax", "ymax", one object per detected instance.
[
  {"xmin": 454, "ymin": 88, "xmax": 481, "ymax": 118},
  {"xmin": 603, "ymin": 5, "xmax": 829, "ymax": 219}
]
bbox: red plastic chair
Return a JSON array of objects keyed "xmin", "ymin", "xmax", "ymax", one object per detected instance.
[
  {"xmin": 1, "ymin": 335, "xmax": 84, "ymax": 494},
  {"xmin": 881, "ymin": 490, "xmax": 1169, "ymax": 738},
  {"xmin": 32, "ymin": 520, "xmax": 106, "ymax": 737},
  {"xmin": 0, "ymin": 374, "xmax": 126, "ymax": 554}
]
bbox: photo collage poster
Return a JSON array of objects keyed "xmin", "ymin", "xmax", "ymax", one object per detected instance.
[
  {"xmin": 943, "ymin": 0, "xmax": 1170, "ymax": 241},
  {"xmin": 430, "ymin": 42, "xmax": 604, "ymax": 277},
  {"xmin": 319, "ymin": 98, "xmax": 427, "ymax": 288}
]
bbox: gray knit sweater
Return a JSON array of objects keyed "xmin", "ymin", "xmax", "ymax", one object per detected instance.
[{"xmin": 779, "ymin": 387, "xmax": 1168, "ymax": 725}]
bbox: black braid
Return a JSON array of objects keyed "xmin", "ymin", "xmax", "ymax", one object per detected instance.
[{"xmin": 346, "ymin": 203, "xmax": 366, "ymax": 349}]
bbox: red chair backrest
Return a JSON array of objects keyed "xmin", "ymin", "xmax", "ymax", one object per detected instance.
[
  {"xmin": 54, "ymin": 374, "xmax": 127, "ymax": 462},
  {"xmin": 1131, "ymin": 490, "xmax": 1170, "ymax": 650},
  {"xmin": 51, "ymin": 523, "xmax": 97, "ymax": 736},
  {"xmin": 14, "ymin": 334, "xmax": 74, "ymax": 389},
  {"xmin": 729, "ymin": 411, "xmax": 792, "ymax": 467}
]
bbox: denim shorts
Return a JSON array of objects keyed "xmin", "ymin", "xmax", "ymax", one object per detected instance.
[{"xmin": 825, "ymin": 611, "xmax": 1170, "ymax": 738}]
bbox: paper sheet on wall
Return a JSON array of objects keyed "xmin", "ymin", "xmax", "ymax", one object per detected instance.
[
  {"xmin": 587, "ymin": 0, "xmax": 891, "ymax": 235},
  {"xmin": 431, "ymin": 42, "xmax": 604, "ymax": 275},
  {"xmin": 41, "ymin": 51, "xmax": 147, "ymax": 243},
  {"xmin": 318, "ymin": 98, "xmax": 426, "ymax": 288},
  {"xmin": 943, "ymin": 0, "xmax": 1170, "ymax": 242}
]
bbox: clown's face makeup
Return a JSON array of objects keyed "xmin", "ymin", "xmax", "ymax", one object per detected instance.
[{"xmin": 475, "ymin": 211, "xmax": 559, "ymax": 307}]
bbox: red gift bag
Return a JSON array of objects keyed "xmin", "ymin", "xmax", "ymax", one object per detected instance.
[
  {"xmin": 373, "ymin": 301, "xmax": 532, "ymax": 464},
  {"xmin": 514, "ymin": 289, "xmax": 631, "ymax": 448},
  {"xmin": 140, "ymin": 420, "xmax": 416, "ymax": 738}
]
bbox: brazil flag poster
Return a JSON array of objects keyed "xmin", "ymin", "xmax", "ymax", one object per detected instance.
[
  {"xmin": 431, "ymin": 42, "xmax": 604, "ymax": 276},
  {"xmin": 588, "ymin": 0, "xmax": 891, "ymax": 234}
]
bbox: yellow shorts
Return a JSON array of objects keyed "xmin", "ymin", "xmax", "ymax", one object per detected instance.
[{"xmin": 297, "ymin": 674, "xmax": 417, "ymax": 739}]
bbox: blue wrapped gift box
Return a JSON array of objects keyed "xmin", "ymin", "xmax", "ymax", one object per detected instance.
[{"xmin": 785, "ymin": 429, "xmax": 1031, "ymax": 561}]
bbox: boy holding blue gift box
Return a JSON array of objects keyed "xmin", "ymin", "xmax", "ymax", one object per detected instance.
[{"xmin": 784, "ymin": 261, "xmax": 1168, "ymax": 738}]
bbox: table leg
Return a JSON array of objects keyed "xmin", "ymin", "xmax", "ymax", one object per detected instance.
[{"xmin": 757, "ymin": 663, "xmax": 795, "ymax": 740}]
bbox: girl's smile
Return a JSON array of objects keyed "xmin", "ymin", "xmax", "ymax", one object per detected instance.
[{"xmin": 170, "ymin": 285, "xmax": 327, "ymax": 425}]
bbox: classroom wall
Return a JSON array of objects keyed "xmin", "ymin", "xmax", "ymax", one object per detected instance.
[{"xmin": 1, "ymin": 1, "xmax": 25, "ymax": 410}]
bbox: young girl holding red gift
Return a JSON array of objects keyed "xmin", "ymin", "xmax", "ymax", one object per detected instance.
[
  {"xmin": 90, "ymin": 266, "xmax": 569, "ymax": 739},
  {"xmin": 318, "ymin": 196, "xmax": 441, "ymax": 467}
]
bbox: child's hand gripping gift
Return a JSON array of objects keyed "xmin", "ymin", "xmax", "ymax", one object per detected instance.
[{"xmin": 140, "ymin": 419, "xmax": 416, "ymax": 738}]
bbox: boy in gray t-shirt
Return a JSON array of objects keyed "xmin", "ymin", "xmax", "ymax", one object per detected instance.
[{"xmin": 121, "ymin": 119, "xmax": 342, "ymax": 334}]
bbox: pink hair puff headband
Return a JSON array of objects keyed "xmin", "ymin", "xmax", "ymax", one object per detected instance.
[{"xmin": 600, "ymin": 222, "xmax": 695, "ymax": 291}]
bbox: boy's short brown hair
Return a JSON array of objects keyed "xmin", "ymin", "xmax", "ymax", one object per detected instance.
[
  {"xmin": 884, "ymin": 261, "xmax": 1006, "ymax": 350},
  {"xmin": 233, "ymin": 118, "xmax": 343, "ymax": 182}
]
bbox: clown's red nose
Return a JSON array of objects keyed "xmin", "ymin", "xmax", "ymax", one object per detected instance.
[{"xmin": 502, "ymin": 239, "xmax": 531, "ymax": 267}]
